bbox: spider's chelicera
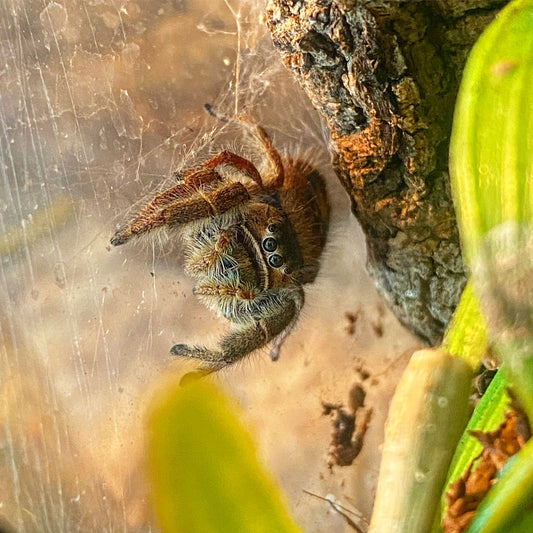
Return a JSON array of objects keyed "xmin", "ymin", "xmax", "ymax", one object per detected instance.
[{"xmin": 111, "ymin": 112, "xmax": 329, "ymax": 374}]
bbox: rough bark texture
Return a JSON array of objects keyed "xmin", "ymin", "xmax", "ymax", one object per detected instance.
[{"xmin": 265, "ymin": 0, "xmax": 508, "ymax": 344}]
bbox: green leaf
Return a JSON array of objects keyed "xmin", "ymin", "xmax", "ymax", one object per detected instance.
[
  {"xmin": 447, "ymin": 0, "xmax": 533, "ymax": 530},
  {"xmin": 146, "ymin": 379, "xmax": 304, "ymax": 533},
  {"xmin": 436, "ymin": 371, "xmax": 509, "ymax": 526},
  {"xmin": 449, "ymin": 1, "xmax": 533, "ymax": 412},
  {"xmin": 445, "ymin": 372, "xmax": 509, "ymax": 490},
  {"xmin": 507, "ymin": 508, "xmax": 533, "ymax": 532},
  {"xmin": 468, "ymin": 438, "xmax": 533, "ymax": 533},
  {"xmin": 451, "ymin": 0, "xmax": 533, "ymax": 259},
  {"xmin": 441, "ymin": 282, "xmax": 488, "ymax": 370}
]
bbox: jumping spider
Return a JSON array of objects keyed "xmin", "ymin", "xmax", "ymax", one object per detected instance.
[{"xmin": 111, "ymin": 107, "xmax": 329, "ymax": 374}]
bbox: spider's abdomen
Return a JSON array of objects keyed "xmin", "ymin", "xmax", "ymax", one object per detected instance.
[{"xmin": 279, "ymin": 160, "xmax": 330, "ymax": 284}]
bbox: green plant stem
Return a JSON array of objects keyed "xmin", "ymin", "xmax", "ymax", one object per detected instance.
[{"xmin": 369, "ymin": 348, "xmax": 474, "ymax": 533}]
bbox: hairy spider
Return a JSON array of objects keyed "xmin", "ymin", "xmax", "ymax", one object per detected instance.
[{"xmin": 111, "ymin": 107, "xmax": 329, "ymax": 374}]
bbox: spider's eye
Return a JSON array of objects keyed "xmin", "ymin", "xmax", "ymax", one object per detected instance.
[
  {"xmin": 262, "ymin": 237, "xmax": 278, "ymax": 252},
  {"xmin": 268, "ymin": 254, "xmax": 284, "ymax": 268},
  {"xmin": 267, "ymin": 223, "xmax": 279, "ymax": 234},
  {"xmin": 282, "ymin": 266, "xmax": 293, "ymax": 275}
]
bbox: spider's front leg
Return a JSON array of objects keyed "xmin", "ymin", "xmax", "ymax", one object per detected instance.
[
  {"xmin": 111, "ymin": 147, "xmax": 269, "ymax": 246},
  {"xmin": 110, "ymin": 168, "xmax": 249, "ymax": 246},
  {"xmin": 171, "ymin": 287, "xmax": 304, "ymax": 372}
]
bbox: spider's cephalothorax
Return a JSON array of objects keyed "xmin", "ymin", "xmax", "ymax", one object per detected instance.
[{"xmin": 111, "ymin": 116, "xmax": 329, "ymax": 374}]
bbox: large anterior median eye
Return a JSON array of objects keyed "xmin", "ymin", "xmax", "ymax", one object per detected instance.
[
  {"xmin": 262, "ymin": 237, "xmax": 278, "ymax": 252},
  {"xmin": 268, "ymin": 254, "xmax": 284, "ymax": 268}
]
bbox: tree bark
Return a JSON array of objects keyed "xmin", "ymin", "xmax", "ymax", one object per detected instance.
[{"xmin": 265, "ymin": 0, "xmax": 508, "ymax": 345}]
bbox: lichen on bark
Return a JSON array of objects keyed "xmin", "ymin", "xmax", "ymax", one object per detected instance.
[{"xmin": 265, "ymin": 0, "xmax": 507, "ymax": 344}]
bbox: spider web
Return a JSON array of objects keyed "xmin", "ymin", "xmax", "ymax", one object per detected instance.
[{"xmin": 0, "ymin": 1, "xmax": 416, "ymax": 531}]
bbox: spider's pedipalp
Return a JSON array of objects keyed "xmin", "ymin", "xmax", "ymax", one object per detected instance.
[{"xmin": 185, "ymin": 228, "xmax": 235, "ymax": 275}]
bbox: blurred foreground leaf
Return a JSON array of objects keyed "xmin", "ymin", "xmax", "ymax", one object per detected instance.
[
  {"xmin": 450, "ymin": 0, "xmax": 533, "ymax": 417},
  {"xmin": 448, "ymin": 0, "xmax": 533, "ymax": 530},
  {"xmin": 146, "ymin": 379, "xmax": 304, "ymax": 533},
  {"xmin": 0, "ymin": 195, "xmax": 73, "ymax": 257}
]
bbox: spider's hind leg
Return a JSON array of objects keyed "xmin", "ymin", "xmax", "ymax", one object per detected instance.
[
  {"xmin": 171, "ymin": 287, "xmax": 303, "ymax": 372},
  {"xmin": 170, "ymin": 344, "xmax": 225, "ymax": 373},
  {"xmin": 169, "ymin": 322, "xmax": 277, "ymax": 373},
  {"xmin": 205, "ymin": 103, "xmax": 285, "ymax": 188},
  {"xmin": 176, "ymin": 150, "xmax": 263, "ymax": 187}
]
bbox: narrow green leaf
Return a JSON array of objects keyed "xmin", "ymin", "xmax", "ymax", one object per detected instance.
[
  {"xmin": 507, "ymin": 509, "xmax": 533, "ymax": 532},
  {"xmin": 468, "ymin": 438, "xmax": 533, "ymax": 533},
  {"xmin": 436, "ymin": 371, "xmax": 509, "ymax": 527},
  {"xmin": 441, "ymin": 282, "xmax": 488, "ymax": 370},
  {"xmin": 146, "ymin": 379, "xmax": 304, "ymax": 533},
  {"xmin": 445, "ymin": 372, "xmax": 508, "ymax": 491}
]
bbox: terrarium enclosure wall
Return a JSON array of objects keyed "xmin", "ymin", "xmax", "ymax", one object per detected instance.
[{"xmin": 0, "ymin": 1, "xmax": 422, "ymax": 532}]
